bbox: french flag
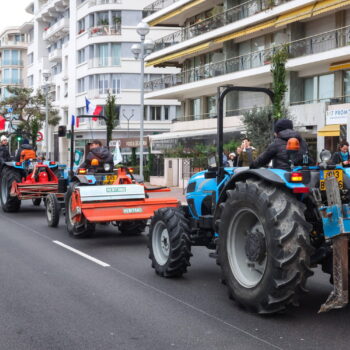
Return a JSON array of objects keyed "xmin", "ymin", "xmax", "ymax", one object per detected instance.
[{"xmin": 85, "ymin": 97, "xmax": 103, "ymax": 121}]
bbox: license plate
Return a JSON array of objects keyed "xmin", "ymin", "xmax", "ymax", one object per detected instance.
[
  {"xmin": 103, "ymin": 175, "xmax": 118, "ymax": 184},
  {"xmin": 320, "ymin": 170, "xmax": 343, "ymax": 191}
]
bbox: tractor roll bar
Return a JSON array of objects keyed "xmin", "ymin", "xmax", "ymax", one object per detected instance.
[{"xmin": 216, "ymin": 86, "xmax": 275, "ymax": 183}]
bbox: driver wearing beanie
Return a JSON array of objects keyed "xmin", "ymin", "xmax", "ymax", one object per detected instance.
[{"xmin": 250, "ymin": 118, "xmax": 309, "ymax": 170}]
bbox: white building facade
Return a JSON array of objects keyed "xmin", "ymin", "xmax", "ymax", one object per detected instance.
[
  {"xmin": 143, "ymin": 0, "xmax": 350, "ymax": 159},
  {"xmin": 25, "ymin": 0, "xmax": 179, "ymax": 163},
  {"xmin": 0, "ymin": 26, "xmax": 30, "ymax": 100}
]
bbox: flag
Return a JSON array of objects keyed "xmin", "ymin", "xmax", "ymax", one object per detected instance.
[
  {"xmin": 85, "ymin": 97, "xmax": 103, "ymax": 121},
  {"xmin": 0, "ymin": 116, "xmax": 5, "ymax": 130},
  {"xmin": 113, "ymin": 141, "xmax": 123, "ymax": 165},
  {"xmin": 71, "ymin": 115, "xmax": 75, "ymax": 127},
  {"xmin": 71, "ymin": 115, "xmax": 80, "ymax": 128}
]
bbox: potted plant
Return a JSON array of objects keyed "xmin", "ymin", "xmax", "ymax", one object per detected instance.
[{"xmin": 98, "ymin": 19, "xmax": 109, "ymax": 26}]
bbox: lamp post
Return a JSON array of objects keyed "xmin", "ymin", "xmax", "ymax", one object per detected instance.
[
  {"xmin": 42, "ymin": 70, "xmax": 51, "ymax": 159},
  {"xmin": 131, "ymin": 22, "xmax": 154, "ymax": 178},
  {"xmin": 122, "ymin": 109, "xmax": 135, "ymax": 139}
]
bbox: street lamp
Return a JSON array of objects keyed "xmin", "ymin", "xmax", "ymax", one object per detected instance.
[
  {"xmin": 122, "ymin": 109, "xmax": 135, "ymax": 139},
  {"xmin": 42, "ymin": 70, "xmax": 51, "ymax": 159},
  {"xmin": 132, "ymin": 21, "xmax": 154, "ymax": 178}
]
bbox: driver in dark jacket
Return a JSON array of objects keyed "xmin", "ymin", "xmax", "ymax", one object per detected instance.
[
  {"xmin": 250, "ymin": 119, "xmax": 309, "ymax": 171},
  {"xmin": 79, "ymin": 139, "xmax": 114, "ymax": 169}
]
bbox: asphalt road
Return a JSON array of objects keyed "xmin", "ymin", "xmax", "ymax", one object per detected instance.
[{"xmin": 0, "ymin": 201, "xmax": 349, "ymax": 350}]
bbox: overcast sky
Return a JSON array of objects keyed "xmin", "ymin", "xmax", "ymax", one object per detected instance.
[{"xmin": 0, "ymin": 1, "xmax": 32, "ymax": 33}]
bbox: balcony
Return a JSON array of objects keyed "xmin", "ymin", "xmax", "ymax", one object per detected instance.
[
  {"xmin": 48, "ymin": 48, "xmax": 62, "ymax": 62},
  {"xmin": 0, "ymin": 60, "xmax": 24, "ymax": 67},
  {"xmin": 0, "ymin": 40, "xmax": 27, "ymax": 48},
  {"xmin": 88, "ymin": 25, "xmax": 121, "ymax": 37},
  {"xmin": 143, "ymin": 0, "xmax": 180, "ymax": 18},
  {"xmin": 146, "ymin": 25, "xmax": 350, "ymax": 92},
  {"xmin": 89, "ymin": 0, "xmax": 122, "ymax": 6},
  {"xmin": 1, "ymin": 79, "xmax": 23, "ymax": 85},
  {"xmin": 43, "ymin": 17, "xmax": 69, "ymax": 42},
  {"xmin": 152, "ymin": 0, "xmax": 290, "ymax": 53}
]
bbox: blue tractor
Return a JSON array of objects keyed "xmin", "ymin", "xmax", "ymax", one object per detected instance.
[{"xmin": 148, "ymin": 86, "xmax": 350, "ymax": 314}]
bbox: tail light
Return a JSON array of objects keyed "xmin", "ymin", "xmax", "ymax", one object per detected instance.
[
  {"xmin": 291, "ymin": 172, "xmax": 303, "ymax": 182},
  {"xmin": 128, "ymin": 167, "xmax": 134, "ymax": 173},
  {"xmin": 50, "ymin": 161, "xmax": 56, "ymax": 165},
  {"xmin": 16, "ymin": 162, "xmax": 22, "ymax": 166},
  {"xmin": 293, "ymin": 187, "xmax": 309, "ymax": 194},
  {"xmin": 78, "ymin": 168, "xmax": 87, "ymax": 174},
  {"xmin": 91, "ymin": 159, "xmax": 99, "ymax": 166}
]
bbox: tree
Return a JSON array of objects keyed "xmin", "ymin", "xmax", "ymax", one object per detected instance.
[
  {"xmin": 0, "ymin": 86, "xmax": 60, "ymax": 149},
  {"xmin": 271, "ymin": 45, "xmax": 288, "ymax": 119},
  {"xmin": 105, "ymin": 91, "xmax": 119, "ymax": 148}
]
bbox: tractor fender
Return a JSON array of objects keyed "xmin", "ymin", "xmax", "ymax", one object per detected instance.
[
  {"xmin": 71, "ymin": 175, "xmax": 96, "ymax": 185},
  {"xmin": 214, "ymin": 169, "xmax": 287, "ymax": 224}
]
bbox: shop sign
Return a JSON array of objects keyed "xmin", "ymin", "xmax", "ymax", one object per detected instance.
[{"xmin": 326, "ymin": 108, "xmax": 350, "ymax": 125}]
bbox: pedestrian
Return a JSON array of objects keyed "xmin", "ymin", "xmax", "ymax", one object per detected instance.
[
  {"xmin": 240, "ymin": 138, "xmax": 257, "ymax": 166},
  {"xmin": 330, "ymin": 140, "xmax": 350, "ymax": 166},
  {"xmin": 250, "ymin": 119, "xmax": 309, "ymax": 170},
  {"xmin": 0, "ymin": 135, "xmax": 11, "ymax": 163},
  {"xmin": 227, "ymin": 152, "xmax": 236, "ymax": 167},
  {"xmin": 235, "ymin": 147, "xmax": 243, "ymax": 167}
]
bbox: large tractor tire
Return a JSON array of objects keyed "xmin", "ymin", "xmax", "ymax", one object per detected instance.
[
  {"xmin": 217, "ymin": 179, "xmax": 313, "ymax": 314},
  {"xmin": 148, "ymin": 207, "xmax": 192, "ymax": 277},
  {"xmin": 46, "ymin": 193, "xmax": 61, "ymax": 227},
  {"xmin": 65, "ymin": 185, "xmax": 95, "ymax": 238},
  {"xmin": 119, "ymin": 220, "xmax": 147, "ymax": 236},
  {"xmin": 0, "ymin": 167, "xmax": 22, "ymax": 212}
]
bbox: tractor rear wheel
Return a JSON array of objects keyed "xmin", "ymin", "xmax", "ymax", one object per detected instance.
[
  {"xmin": 148, "ymin": 207, "xmax": 191, "ymax": 277},
  {"xmin": 0, "ymin": 167, "xmax": 21, "ymax": 212},
  {"xmin": 32, "ymin": 198, "xmax": 42, "ymax": 206},
  {"xmin": 119, "ymin": 220, "xmax": 147, "ymax": 236},
  {"xmin": 46, "ymin": 193, "xmax": 61, "ymax": 227},
  {"xmin": 218, "ymin": 179, "xmax": 313, "ymax": 314},
  {"xmin": 65, "ymin": 185, "xmax": 95, "ymax": 238}
]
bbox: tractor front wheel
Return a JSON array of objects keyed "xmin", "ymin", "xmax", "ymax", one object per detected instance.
[
  {"xmin": 0, "ymin": 168, "xmax": 21, "ymax": 212},
  {"xmin": 65, "ymin": 185, "xmax": 95, "ymax": 238},
  {"xmin": 46, "ymin": 193, "xmax": 61, "ymax": 227},
  {"xmin": 148, "ymin": 207, "xmax": 191, "ymax": 277},
  {"xmin": 218, "ymin": 179, "xmax": 313, "ymax": 314}
]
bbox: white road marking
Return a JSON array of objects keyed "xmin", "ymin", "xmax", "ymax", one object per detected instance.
[{"xmin": 53, "ymin": 240, "xmax": 110, "ymax": 267}]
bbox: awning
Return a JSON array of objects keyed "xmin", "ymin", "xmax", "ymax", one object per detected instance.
[
  {"xmin": 275, "ymin": 4, "xmax": 314, "ymax": 27},
  {"xmin": 214, "ymin": 19, "xmax": 276, "ymax": 44},
  {"xmin": 146, "ymin": 42, "xmax": 211, "ymax": 67},
  {"xmin": 317, "ymin": 124, "xmax": 340, "ymax": 136},
  {"xmin": 313, "ymin": 0, "xmax": 350, "ymax": 16},
  {"xmin": 330, "ymin": 60, "xmax": 350, "ymax": 71},
  {"xmin": 149, "ymin": 0, "xmax": 206, "ymax": 26}
]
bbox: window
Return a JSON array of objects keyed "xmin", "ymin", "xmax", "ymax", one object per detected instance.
[
  {"xmin": 78, "ymin": 18, "xmax": 86, "ymax": 34},
  {"xmin": 3, "ymin": 68, "xmax": 20, "ymax": 84},
  {"xmin": 303, "ymin": 74, "xmax": 334, "ymax": 102},
  {"xmin": 77, "ymin": 48, "xmax": 86, "ymax": 64},
  {"xmin": 77, "ymin": 77, "xmax": 86, "ymax": 93},
  {"xmin": 150, "ymin": 106, "xmax": 161, "ymax": 120},
  {"xmin": 111, "ymin": 43, "xmax": 121, "ymax": 66},
  {"xmin": 191, "ymin": 98, "xmax": 201, "ymax": 120},
  {"xmin": 111, "ymin": 74, "xmax": 121, "ymax": 94},
  {"xmin": 344, "ymin": 71, "xmax": 350, "ymax": 103},
  {"xmin": 207, "ymin": 96, "xmax": 216, "ymax": 117},
  {"xmin": 28, "ymin": 53, "xmax": 34, "ymax": 65},
  {"xmin": 27, "ymin": 75, "xmax": 33, "ymax": 87},
  {"xmin": 97, "ymin": 43, "xmax": 108, "ymax": 67},
  {"xmin": 98, "ymin": 74, "xmax": 109, "ymax": 94},
  {"xmin": 164, "ymin": 106, "xmax": 169, "ymax": 120}
]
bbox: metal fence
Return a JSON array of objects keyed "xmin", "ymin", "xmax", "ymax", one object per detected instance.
[
  {"xmin": 143, "ymin": 0, "xmax": 180, "ymax": 18},
  {"xmin": 145, "ymin": 25, "xmax": 350, "ymax": 92},
  {"xmin": 150, "ymin": 155, "xmax": 165, "ymax": 177}
]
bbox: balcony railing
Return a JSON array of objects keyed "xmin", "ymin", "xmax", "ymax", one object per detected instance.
[
  {"xmin": 0, "ymin": 60, "xmax": 23, "ymax": 66},
  {"xmin": 152, "ymin": 0, "xmax": 290, "ymax": 52},
  {"xmin": 89, "ymin": 0, "xmax": 122, "ymax": 6},
  {"xmin": 143, "ymin": 0, "xmax": 180, "ymax": 18},
  {"xmin": 146, "ymin": 25, "xmax": 350, "ymax": 92},
  {"xmin": 43, "ymin": 17, "xmax": 69, "ymax": 41},
  {"xmin": 1, "ymin": 79, "xmax": 23, "ymax": 85},
  {"xmin": 88, "ymin": 25, "xmax": 121, "ymax": 37}
]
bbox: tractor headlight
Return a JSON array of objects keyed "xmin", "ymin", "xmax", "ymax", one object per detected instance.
[
  {"xmin": 103, "ymin": 163, "xmax": 111, "ymax": 172},
  {"xmin": 320, "ymin": 149, "xmax": 332, "ymax": 162}
]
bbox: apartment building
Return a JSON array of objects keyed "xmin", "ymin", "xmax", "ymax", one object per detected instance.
[
  {"xmin": 143, "ymin": 0, "xmax": 350, "ymax": 158},
  {"xmin": 0, "ymin": 26, "xmax": 30, "ymax": 100},
  {"xmin": 24, "ymin": 0, "xmax": 179, "ymax": 163}
]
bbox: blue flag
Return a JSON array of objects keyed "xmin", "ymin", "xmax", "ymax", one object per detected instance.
[{"xmin": 71, "ymin": 115, "xmax": 75, "ymax": 126}]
